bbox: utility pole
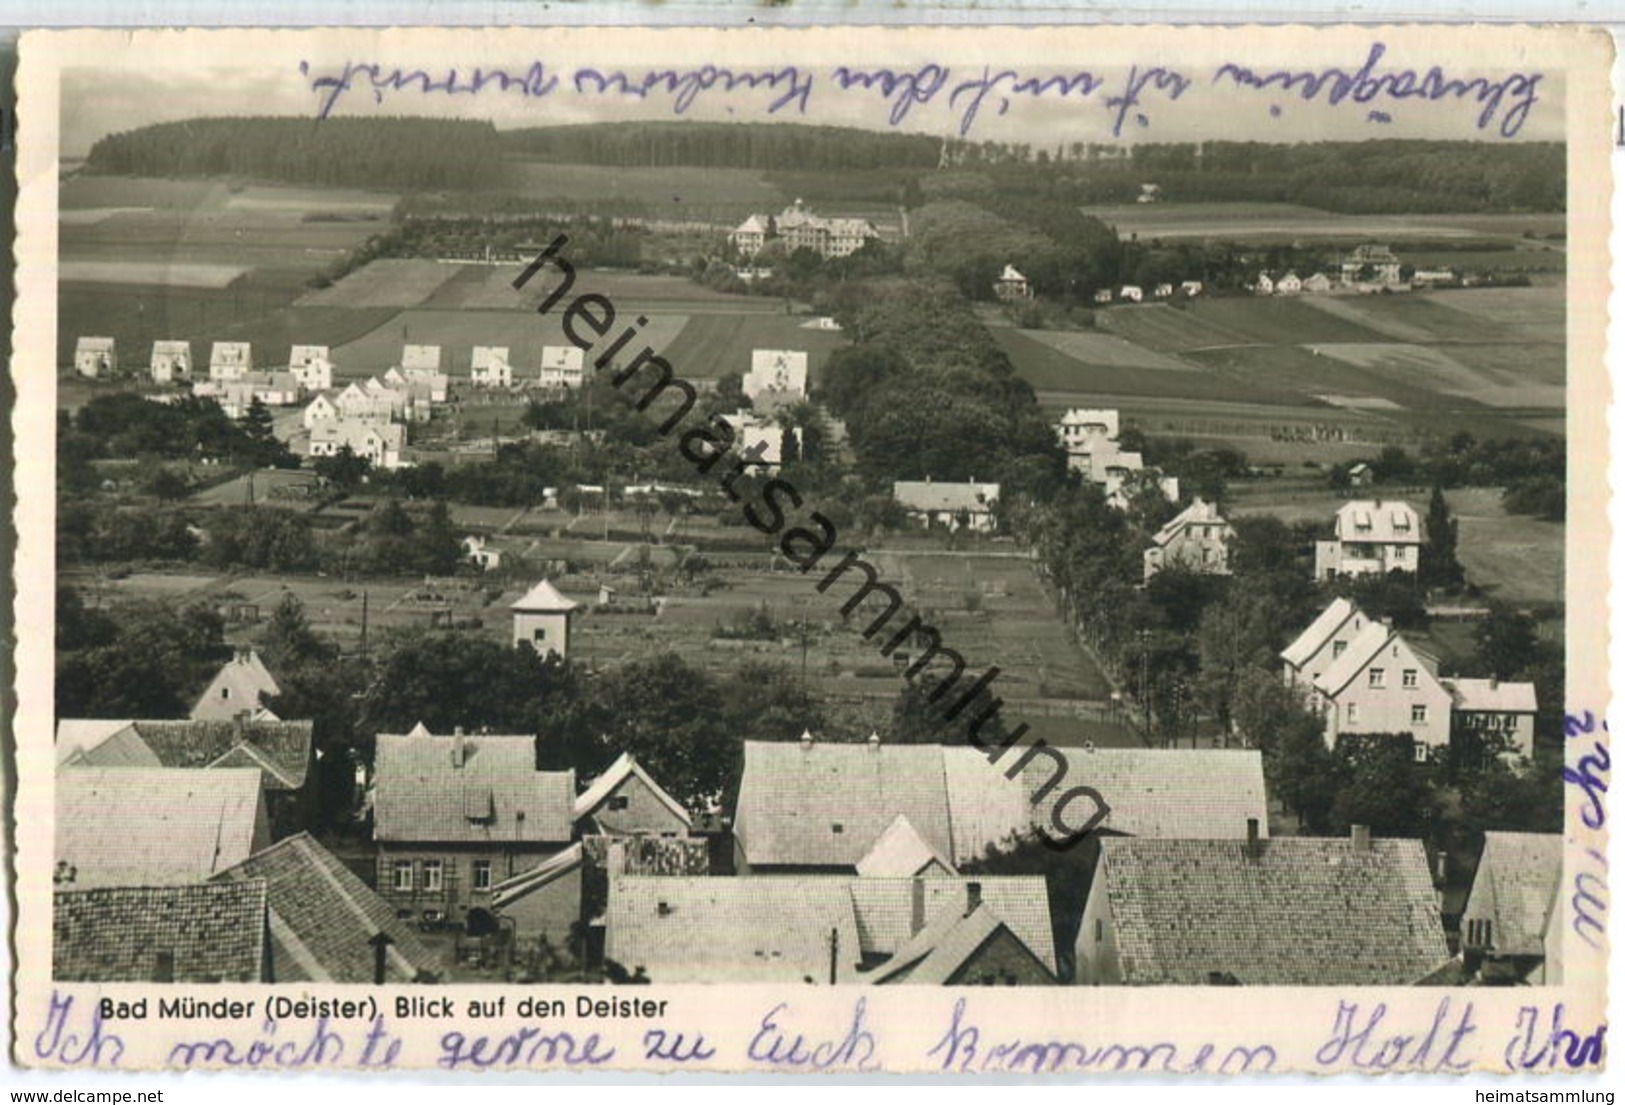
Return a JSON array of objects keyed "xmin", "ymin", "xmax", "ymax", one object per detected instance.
[{"xmin": 360, "ymin": 590, "xmax": 370, "ymax": 659}]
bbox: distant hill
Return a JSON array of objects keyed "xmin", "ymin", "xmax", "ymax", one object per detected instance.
[{"xmin": 83, "ymin": 116, "xmax": 504, "ymax": 191}]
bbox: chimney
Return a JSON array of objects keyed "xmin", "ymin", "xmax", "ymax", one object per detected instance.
[
  {"xmin": 1351, "ymin": 824, "xmax": 1371, "ymax": 853},
  {"xmin": 451, "ymin": 727, "xmax": 466, "ymax": 769},
  {"xmin": 1245, "ymin": 818, "xmax": 1261, "ymax": 859},
  {"xmin": 910, "ymin": 877, "xmax": 926, "ymax": 937},
  {"xmin": 234, "ymin": 646, "xmax": 252, "ymax": 665},
  {"xmin": 368, "ymin": 932, "xmax": 394, "ymax": 985},
  {"xmin": 965, "ymin": 880, "xmax": 983, "ymax": 918}
]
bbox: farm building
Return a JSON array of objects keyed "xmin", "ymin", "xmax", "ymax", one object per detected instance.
[
  {"xmin": 1341, "ymin": 243, "xmax": 1404, "ymax": 286},
  {"xmin": 605, "ymin": 874, "xmax": 1056, "ymax": 985},
  {"xmin": 1076, "ymin": 828, "xmax": 1450, "ymax": 986},
  {"xmin": 308, "ymin": 419, "xmax": 406, "ymax": 469},
  {"xmin": 210, "ymin": 341, "xmax": 253, "ymax": 381},
  {"xmin": 1252, "ymin": 273, "xmax": 1275, "ymax": 295},
  {"xmin": 993, "ymin": 264, "xmax": 1033, "ymax": 301},
  {"xmin": 1461, "ymin": 832, "xmax": 1563, "ymax": 984},
  {"xmin": 288, "ymin": 345, "xmax": 333, "ymax": 392},
  {"xmin": 512, "ymin": 578, "xmax": 580, "ymax": 658},
  {"xmin": 744, "ymin": 349, "xmax": 809, "ymax": 401},
  {"xmin": 1153, "ymin": 283, "xmax": 1174, "ymax": 299},
  {"xmin": 1314, "ymin": 500, "xmax": 1422, "ymax": 579},
  {"xmin": 540, "ymin": 345, "xmax": 586, "ymax": 389},
  {"xmin": 401, "ymin": 344, "xmax": 442, "ymax": 373},
  {"xmin": 470, "ymin": 345, "xmax": 513, "ymax": 388},
  {"xmin": 573, "ymin": 753, "xmax": 692, "ymax": 838},
  {"xmin": 74, "ymin": 336, "xmax": 116, "ymax": 378},
  {"xmin": 893, "ymin": 478, "xmax": 1000, "ymax": 533},
  {"xmin": 149, "ymin": 340, "xmax": 191, "ymax": 383},
  {"xmin": 1143, "ymin": 498, "xmax": 1234, "ymax": 582},
  {"xmin": 1413, "ymin": 268, "xmax": 1458, "ymax": 286},
  {"xmin": 1093, "ymin": 288, "xmax": 1114, "ymax": 304},
  {"xmin": 372, "ymin": 727, "xmax": 575, "ymax": 932}
]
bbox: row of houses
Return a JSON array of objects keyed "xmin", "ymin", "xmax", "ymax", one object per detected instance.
[
  {"xmin": 1090, "ymin": 280, "xmax": 1205, "ymax": 305},
  {"xmin": 1252, "ymin": 245, "xmax": 1456, "ymax": 296}
]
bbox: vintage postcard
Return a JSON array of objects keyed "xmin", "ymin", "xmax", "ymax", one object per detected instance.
[{"xmin": 8, "ymin": 23, "xmax": 1612, "ymax": 1076}]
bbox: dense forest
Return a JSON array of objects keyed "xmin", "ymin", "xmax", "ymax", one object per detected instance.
[
  {"xmin": 503, "ymin": 121, "xmax": 941, "ymax": 171},
  {"xmin": 83, "ymin": 116, "xmax": 505, "ymax": 190}
]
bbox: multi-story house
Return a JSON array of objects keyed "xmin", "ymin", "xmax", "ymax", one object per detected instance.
[
  {"xmin": 1314, "ymin": 500, "xmax": 1422, "ymax": 579},
  {"xmin": 1307, "ymin": 620, "xmax": 1453, "ymax": 756},
  {"xmin": 1142, "ymin": 498, "xmax": 1234, "ymax": 582}
]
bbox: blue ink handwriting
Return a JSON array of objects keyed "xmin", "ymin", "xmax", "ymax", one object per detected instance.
[
  {"xmin": 927, "ymin": 997, "xmax": 1273, "ymax": 1073},
  {"xmin": 33, "ymin": 991, "xmax": 124, "ymax": 1068},
  {"xmin": 1563, "ymin": 720, "xmax": 1609, "ymax": 830},
  {"xmin": 1505, "ymin": 1005, "xmax": 1606, "ymax": 1070},
  {"xmin": 572, "ymin": 65, "xmax": 813, "ymax": 117},
  {"xmin": 167, "ymin": 1016, "xmax": 347, "ymax": 1069},
  {"xmin": 1314, "ymin": 999, "xmax": 1477, "ymax": 1073},
  {"xmin": 437, "ymin": 1026, "xmax": 615, "ymax": 1071},
  {"xmin": 301, "ymin": 60, "xmax": 559, "ymax": 121},
  {"xmin": 1572, "ymin": 846, "xmax": 1608, "ymax": 950},
  {"xmin": 643, "ymin": 1028, "xmax": 716, "ymax": 1064},
  {"xmin": 747, "ymin": 1000, "xmax": 879, "ymax": 1071}
]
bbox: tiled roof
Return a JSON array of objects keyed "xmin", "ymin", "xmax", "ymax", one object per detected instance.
[
  {"xmin": 77, "ymin": 336, "xmax": 115, "ymax": 351},
  {"xmin": 511, "ymin": 579, "xmax": 580, "ymax": 613},
  {"xmin": 1335, "ymin": 500, "xmax": 1421, "ymax": 544},
  {"xmin": 1445, "ymin": 678, "xmax": 1539, "ymax": 713},
  {"xmin": 211, "ymin": 833, "xmax": 439, "ymax": 983},
  {"xmin": 471, "ymin": 346, "xmax": 510, "ymax": 369},
  {"xmin": 892, "ymin": 480, "xmax": 1000, "ymax": 515},
  {"xmin": 1281, "ymin": 598, "xmax": 1362, "ymax": 670},
  {"xmin": 401, "ymin": 344, "xmax": 441, "ymax": 370},
  {"xmin": 734, "ymin": 742, "xmax": 955, "ymax": 868},
  {"xmin": 737, "ymin": 742, "xmax": 1269, "ymax": 870},
  {"xmin": 54, "ymin": 881, "xmax": 268, "ymax": 983},
  {"xmin": 856, "ymin": 814, "xmax": 953, "ymax": 877},
  {"xmin": 57, "ymin": 767, "xmax": 267, "ymax": 888},
  {"xmin": 861, "ymin": 903, "xmax": 1049, "ymax": 985},
  {"xmin": 372, "ymin": 732, "xmax": 574, "ymax": 844},
  {"xmin": 1098, "ymin": 836, "xmax": 1449, "ymax": 985},
  {"xmin": 606, "ymin": 874, "xmax": 1052, "ymax": 984},
  {"xmin": 1464, "ymin": 832, "xmax": 1561, "ymax": 957},
  {"xmin": 121, "ymin": 719, "xmax": 311, "ymax": 792},
  {"xmin": 211, "ymin": 341, "xmax": 251, "ymax": 363},
  {"xmin": 152, "ymin": 339, "xmax": 191, "ymax": 355},
  {"xmin": 574, "ymin": 753, "xmax": 691, "ymax": 827},
  {"xmin": 55, "ymin": 720, "xmax": 157, "ymax": 769}
]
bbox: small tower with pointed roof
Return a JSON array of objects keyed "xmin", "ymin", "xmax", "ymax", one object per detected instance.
[{"xmin": 511, "ymin": 580, "xmax": 579, "ymax": 659}]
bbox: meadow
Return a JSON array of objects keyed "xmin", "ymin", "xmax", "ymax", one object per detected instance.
[{"xmin": 1091, "ymin": 202, "xmax": 1566, "ymax": 242}]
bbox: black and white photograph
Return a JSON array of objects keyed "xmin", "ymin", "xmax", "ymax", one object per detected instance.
[{"xmin": 10, "ymin": 23, "xmax": 1611, "ymax": 1075}]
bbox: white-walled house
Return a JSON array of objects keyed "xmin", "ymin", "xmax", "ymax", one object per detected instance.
[
  {"xmin": 308, "ymin": 419, "xmax": 406, "ymax": 470},
  {"xmin": 1280, "ymin": 598, "xmax": 1376, "ymax": 692},
  {"xmin": 150, "ymin": 340, "xmax": 192, "ymax": 383},
  {"xmin": 720, "ymin": 409, "xmax": 795, "ymax": 470},
  {"xmin": 289, "ymin": 346, "xmax": 333, "ymax": 392},
  {"xmin": 1143, "ymin": 499, "xmax": 1234, "ymax": 582},
  {"xmin": 1275, "ymin": 272, "xmax": 1303, "ymax": 295},
  {"xmin": 302, "ymin": 392, "xmax": 339, "ymax": 431},
  {"xmin": 512, "ymin": 579, "xmax": 579, "ymax": 658},
  {"xmin": 539, "ymin": 345, "xmax": 586, "ymax": 389},
  {"xmin": 1308, "ymin": 621, "xmax": 1453, "ymax": 756},
  {"xmin": 1443, "ymin": 678, "xmax": 1539, "ymax": 762},
  {"xmin": 1314, "ymin": 500, "xmax": 1422, "ymax": 580},
  {"xmin": 744, "ymin": 349, "xmax": 809, "ymax": 401},
  {"xmin": 210, "ymin": 342, "xmax": 253, "ymax": 381},
  {"xmin": 401, "ymin": 344, "xmax": 442, "ymax": 373},
  {"xmin": 75, "ymin": 337, "xmax": 117, "ymax": 378},
  {"xmin": 1056, "ymin": 408, "xmax": 1120, "ymax": 472},
  {"xmin": 471, "ymin": 346, "xmax": 513, "ymax": 388},
  {"xmin": 893, "ymin": 479, "xmax": 1000, "ymax": 533}
]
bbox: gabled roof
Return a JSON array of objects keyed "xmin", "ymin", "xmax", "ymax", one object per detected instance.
[
  {"xmin": 606, "ymin": 874, "xmax": 1053, "ymax": 984},
  {"xmin": 77, "ymin": 336, "xmax": 115, "ymax": 351},
  {"xmin": 57, "ymin": 767, "xmax": 266, "ymax": 887},
  {"xmin": 1335, "ymin": 499, "xmax": 1421, "ymax": 544},
  {"xmin": 1098, "ymin": 836, "xmax": 1450, "ymax": 985},
  {"xmin": 1444, "ymin": 678, "xmax": 1539, "ymax": 713},
  {"xmin": 1464, "ymin": 832, "xmax": 1562, "ymax": 958},
  {"xmin": 55, "ymin": 720, "xmax": 158, "ymax": 769},
  {"xmin": 735, "ymin": 742, "xmax": 1270, "ymax": 870},
  {"xmin": 1281, "ymin": 598, "xmax": 1363, "ymax": 670},
  {"xmin": 210, "ymin": 341, "xmax": 250, "ymax": 362},
  {"xmin": 892, "ymin": 480, "xmax": 1000, "ymax": 514},
  {"xmin": 511, "ymin": 579, "xmax": 579, "ymax": 613},
  {"xmin": 1150, "ymin": 498, "xmax": 1229, "ymax": 548},
  {"xmin": 471, "ymin": 345, "xmax": 510, "ymax": 369},
  {"xmin": 574, "ymin": 753, "xmax": 691, "ymax": 827},
  {"xmin": 734, "ymin": 742, "xmax": 955, "ymax": 869},
  {"xmin": 190, "ymin": 649, "xmax": 282, "ymax": 721},
  {"xmin": 1312, "ymin": 620, "xmax": 1398, "ymax": 698},
  {"xmin": 54, "ymin": 881, "xmax": 268, "ymax": 983},
  {"xmin": 861, "ymin": 902, "xmax": 1050, "ymax": 985},
  {"xmin": 152, "ymin": 339, "xmax": 191, "ymax": 355},
  {"xmin": 856, "ymin": 813, "xmax": 954, "ymax": 877},
  {"xmin": 211, "ymin": 833, "xmax": 439, "ymax": 983},
  {"xmin": 372, "ymin": 732, "xmax": 574, "ymax": 844},
  {"xmin": 998, "ymin": 264, "xmax": 1028, "ymax": 282},
  {"xmin": 289, "ymin": 344, "xmax": 330, "ymax": 364},
  {"xmin": 540, "ymin": 345, "xmax": 585, "ymax": 370},
  {"xmin": 401, "ymin": 345, "xmax": 441, "ymax": 370},
  {"xmin": 89, "ymin": 718, "xmax": 313, "ymax": 792}
]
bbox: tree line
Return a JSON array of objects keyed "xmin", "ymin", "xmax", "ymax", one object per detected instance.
[{"xmin": 503, "ymin": 121, "xmax": 940, "ymax": 172}]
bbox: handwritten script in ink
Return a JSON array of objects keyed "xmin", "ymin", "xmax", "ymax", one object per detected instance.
[{"xmin": 299, "ymin": 42, "xmax": 1542, "ymax": 140}]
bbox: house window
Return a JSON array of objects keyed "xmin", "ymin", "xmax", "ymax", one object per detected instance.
[
  {"xmin": 832, "ymin": 823, "xmax": 844, "ymax": 834},
  {"xmin": 473, "ymin": 860, "xmax": 492, "ymax": 891},
  {"xmin": 1369, "ymin": 668, "xmax": 1385, "ymax": 689},
  {"xmin": 393, "ymin": 860, "xmax": 414, "ymax": 892},
  {"xmin": 608, "ymin": 795, "xmax": 630, "ymax": 811},
  {"xmin": 1332, "ymin": 641, "xmax": 1347, "ymax": 659},
  {"xmin": 1347, "ymin": 703, "xmax": 1359, "ymax": 724},
  {"xmin": 1411, "ymin": 705, "xmax": 1429, "ymax": 725},
  {"xmin": 533, "ymin": 628, "xmax": 547, "ymax": 642},
  {"xmin": 1413, "ymin": 742, "xmax": 1429, "ymax": 764},
  {"xmin": 1402, "ymin": 669, "xmax": 1418, "ymax": 689},
  {"xmin": 1504, "ymin": 713, "xmax": 1517, "ymax": 731},
  {"xmin": 423, "ymin": 860, "xmax": 443, "ymax": 892}
]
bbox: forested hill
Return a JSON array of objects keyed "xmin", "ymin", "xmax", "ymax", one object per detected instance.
[
  {"xmin": 502, "ymin": 121, "xmax": 942, "ymax": 171},
  {"xmin": 82, "ymin": 117, "xmax": 505, "ymax": 190}
]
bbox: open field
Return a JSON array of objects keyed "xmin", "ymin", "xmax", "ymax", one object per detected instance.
[
  {"xmin": 1443, "ymin": 487, "xmax": 1565, "ymax": 607},
  {"xmin": 190, "ymin": 468, "xmax": 324, "ymax": 509},
  {"xmin": 428, "ymin": 263, "xmax": 782, "ymax": 313},
  {"xmin": 661, "ymin": 313, "xmax": 848, "ymax": 382},
  {"xmin": 1016, "ymin": 328, "xmax": 1195, "ymax": 371},
  {"xmin": 62, "ymin": 177, "xmax": 397, "ymax": 215},
  {"xmin": 1315, "ymin": 343, "xmax": 1563, "ymax": 409},
  {"xmin": 60, "ymin": 260, "xmax": 249, "ymax": 288},
  {"xmin": 1094, "ymin": 303, "xmax": 1255, "ymax": 352},
  {"xmin": 506, "ymin": 160, "xmax": 786, "ymax": 216},
  {"xmin": 999, "ymin": 329, "xmax": 1303, "ymax": 406},
  {"xmin": 296, "ymin": 259, "xmax": 462, "ymax": 309},
  {"xmin": 1091, "ymin": 202, "xmax": 1566, "ymax": 242}
]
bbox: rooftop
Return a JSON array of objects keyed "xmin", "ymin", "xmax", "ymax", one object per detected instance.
[
  {"xmin": 511, "ymin": 579, "xmax": 580, "ymax": 613},
  {"xmin": 1464, "ymin": 831, "xmax": 1562, "ymax": 958},
  {"xmin": 54, "ymin": 881, "xmax": 268, "ymax": 983},
  {"xmin": 372, "ymin": 731, "xmax": 574, "ymax": 844},
  {"xmin": 1281, "ymin": 598, "xmax": 1364, "ymax": 671}
]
